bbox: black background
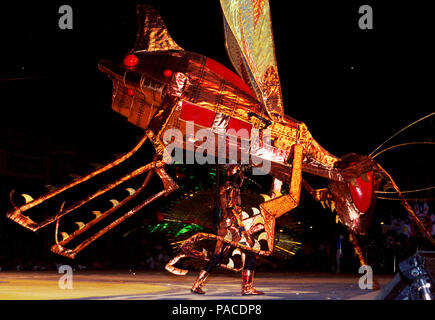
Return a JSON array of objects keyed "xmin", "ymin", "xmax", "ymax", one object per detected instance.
[
  {"xmin": 0, "ymin": 0, "xmax": 433, "ymax": 172},
  {"xmin": 0, "ymin": 1, "xmax": 433, "ymax": 270}
]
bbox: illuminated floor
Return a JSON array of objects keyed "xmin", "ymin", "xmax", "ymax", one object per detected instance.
[{"xmin": 0, "ymin": 271, "xmax": 393, "ymax": 300}]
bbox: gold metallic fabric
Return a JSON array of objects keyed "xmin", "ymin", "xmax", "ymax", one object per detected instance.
[{"xmin": 132, "ymin": 5, "xmax": 183, "ymax": 53}]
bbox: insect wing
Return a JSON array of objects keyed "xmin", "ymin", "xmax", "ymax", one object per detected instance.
[{"xmin": 220, "ymin": 0, "xmax": 284, "ymax": 121}]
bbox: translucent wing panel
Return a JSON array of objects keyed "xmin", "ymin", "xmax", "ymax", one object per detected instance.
[{"xmin": 220, "ymin": 0, "xmax": 284, "ymax": 121}]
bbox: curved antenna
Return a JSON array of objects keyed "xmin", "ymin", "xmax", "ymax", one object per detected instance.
[
  {"xmin": 372, "ymin": 141, "xmax": 435, "ymax": 159},
  {"xmin": 376, "ymin": 185, "xmax": 435, "ymax": 195},
  {"xmin": 377, "ymin": 196, "xmax": 435, "ymax": 201},
  {"xmin": 369, "ymin": 112, "xmax": 435, "ymax": 157}
]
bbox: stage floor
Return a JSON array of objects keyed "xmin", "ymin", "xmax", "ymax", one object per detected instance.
[{"xmin": 0, "ymin": 271, "xmax": 393, "ymax": 300}]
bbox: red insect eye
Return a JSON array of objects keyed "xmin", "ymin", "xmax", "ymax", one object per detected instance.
[
  {"xmin": 349, "ymin": 171, "xmax": 374, "ymax": 213},
  {"xmin": 163, "ymin": 69, "xmax": 173, "ymax": 78},
  {"xmin": 127, "ymin": 88, "xmax": 135, "ymax": 96},
  {"xmin": 123, "ymin": 54, "xmax": 139, "ymax": 67}
]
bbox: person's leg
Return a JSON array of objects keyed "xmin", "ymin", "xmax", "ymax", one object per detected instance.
[
  {"xmin": 241, "ymin": 252, "xmax": 264, "ymax": 295},
  {"xmin": 191, "ymin": 241, "xmax": 227, "ymax": 294},
  {"xmin": 190, "ymin": 269, "xmax": 209, "ymax": 294}
]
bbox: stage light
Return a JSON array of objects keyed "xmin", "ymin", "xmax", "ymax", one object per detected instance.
[
  {"xmin": 163, "ymin": 69, "xmax": 173, "ymax": 77},
  {"xmin": 123, "ymin": 54, "xmax": 139, "ymax": 67}
]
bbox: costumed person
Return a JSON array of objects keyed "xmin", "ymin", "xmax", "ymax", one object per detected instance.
[
  {"xmin": 412, "ymin": 200, "xmax": 433, "ymax": 237},
  {"xmin": 190, "ymin": 164, "xmax": 264, "ymax": 295}
]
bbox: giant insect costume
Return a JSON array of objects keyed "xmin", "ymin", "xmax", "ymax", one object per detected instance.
[{"xmin": 6, "ymin": 1, "xmax": 435, "ymax": 293}]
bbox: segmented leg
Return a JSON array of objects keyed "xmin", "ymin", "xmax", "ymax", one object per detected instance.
[
  {"xmin": 50, "ymin": 129, "xmax": 178, "ymax": 259},
  {"xmin": 51, "ymin": 160, "xmax": 172, "ymax": 258},
  {"xmin": 349, "ymin": 232, "xmax": 380, "ymax": 290},
  {"xmin": 260, "ymin": 144, "xmax": 303, "ymax": 219},
  {"xmin": 52, "ymin": 165, "xmax": 177, "ymax": 258},
  {"xmin": 258, "ymin": 144, "xmax": 303, "ymax": 252},
  {"xmin": 348, "ymin": 232, "xmax": 366, "ymax": 267},
  {"xmin": 7, "ymin": 132, "xmax": 150, "ymax": 231}
]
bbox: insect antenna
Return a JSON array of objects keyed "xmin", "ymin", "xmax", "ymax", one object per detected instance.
[{"xmin": 369, "ymin": 111, "xmax": 435, "ymax": 157}]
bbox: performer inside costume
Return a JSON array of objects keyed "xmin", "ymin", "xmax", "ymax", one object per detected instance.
[{"xmin": 191, "ymin": 164, "xmax": 264, "ymax": 295}]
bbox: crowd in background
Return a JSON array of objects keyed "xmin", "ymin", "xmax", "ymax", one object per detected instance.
[{"xmin": 1, "ymin": 200, "xmax": 433, "ymax": 274}]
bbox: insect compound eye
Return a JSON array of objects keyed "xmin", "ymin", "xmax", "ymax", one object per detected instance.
[{"xmin": 349, "ymin": 171, "xmax": 374, "ymax": 213}]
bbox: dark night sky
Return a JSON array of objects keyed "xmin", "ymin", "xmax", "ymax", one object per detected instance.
[
  {"xmin": 0, "ymin": 1, "xmax": 433, "ymax": 264},
  {"xmin": 0, "ymin": 1, "xmax": 433, "ymax": 170}
]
